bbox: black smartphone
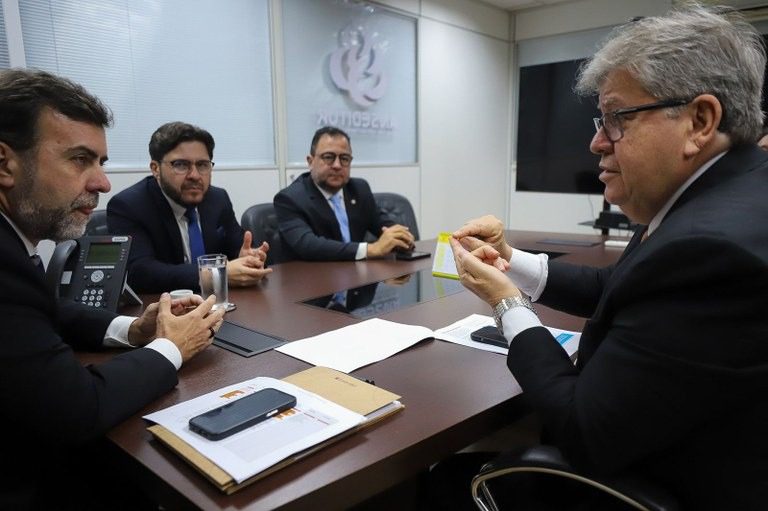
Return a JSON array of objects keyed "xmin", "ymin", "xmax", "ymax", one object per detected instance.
[
  {"xmin": 470, "ymin": 326, "xmax": 509, "ymax": 348},
  {"xmin": 188, "ymin": 388, "xmax": 296, "ymax": 441},
  {"xmin": 395, "ymin": 250, "xmax": 431, "ymax": 261}
]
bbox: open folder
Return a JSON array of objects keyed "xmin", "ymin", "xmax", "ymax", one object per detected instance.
[{"xmin": 145, "ymin": 367, "xmax": 403, "ymax": 494}]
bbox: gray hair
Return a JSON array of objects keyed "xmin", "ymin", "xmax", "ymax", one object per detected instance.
[{"xmin": 576, "ymin": 3, "xmax": 765, "ymax": 145}]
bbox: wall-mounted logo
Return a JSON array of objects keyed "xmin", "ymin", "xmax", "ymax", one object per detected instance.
[{"xmin": 329, "ymin": 25, "xmax": 388, "ymax": 108}]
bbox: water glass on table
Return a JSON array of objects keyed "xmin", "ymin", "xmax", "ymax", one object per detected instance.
[{"xmin": 197, "ymin": 254, "xmax": 229, "ymax": 311}]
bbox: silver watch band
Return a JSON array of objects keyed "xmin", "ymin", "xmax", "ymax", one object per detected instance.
[{"xmin": 493, "ymin": 295, "xmax": 536, "ymax": 335}]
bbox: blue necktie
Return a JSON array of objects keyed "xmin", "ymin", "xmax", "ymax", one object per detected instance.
[
  {"xmin": 185, "ymin": 207, "xmax": 206, "ymax": 263},
  {"xmin": 330, "ymin": 194, "xmax": 351, "ymax": 243}
]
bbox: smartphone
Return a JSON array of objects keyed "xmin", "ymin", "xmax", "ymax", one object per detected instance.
[
  {"xmin": 188, "ymin": 388, "xmax": 296, "ymax": 441},
  {"xmin": 470, "ymin": 326, "xmax": 509, "ymax": 348},
  {"xmin": 395, "ymin": 250, "xmax": 431, "ymax": 261}
]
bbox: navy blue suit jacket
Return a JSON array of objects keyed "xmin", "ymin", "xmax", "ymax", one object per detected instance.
[
  {"xmin": 508, "ymin": 145, "xmax": 768, "ymax": 510},
  {"xmin": 0, "ymin": 214, "xmax": 177, "ymax": 505},
  {"xmin": 107, "ymin": 176, "xmax": 244, "ymax": 293},
  {"xmin": 273, "ymin": 172, "xmax": 393, "ymax": 261}
]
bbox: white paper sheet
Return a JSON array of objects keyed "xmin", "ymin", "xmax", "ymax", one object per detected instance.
[
  {"xmin": 276, "ymin": 318, "xmax": 433, "ymax": 373},
  {"xmin": 434, "ymin": 313, "xmax": 581, "ymax": 357},
  {"xmin": 143, "ymin": 377, "xmax": 364, "ymax": 484}
]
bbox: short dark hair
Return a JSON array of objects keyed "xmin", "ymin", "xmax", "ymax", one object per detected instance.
[
  {"xmin": 309, "ymin": 126, "xmax": 351, "ymax": 155},
  {"xmin": 0, "ymin": 68, "xmax": 112, "ymax": 153},
  {"xmin": 149, "ymin": 122, "xmax": 215, "ymax": 162}
]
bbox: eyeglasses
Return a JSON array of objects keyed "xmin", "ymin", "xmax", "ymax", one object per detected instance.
[
  {"xmin": 162, "ymin": 159, "xmax": 215, "ymax": 174},
  {"xmin": 593, "ymin": 98, "xmax": 690, "ymax": 143},
  {"xmin": 317, "ymin": 152, "xmax": 353, "ymax": 167}
]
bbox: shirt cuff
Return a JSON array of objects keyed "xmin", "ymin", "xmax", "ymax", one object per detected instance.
[
  {"xmin": 103, "ymin": 316, "xmax": 182, "ymax": 370},
  {"xmin": 501, "ymin": 306, "xmax": 543, "ymax": 345},
  {"xmin": 144, "ymin": 338, "xmax": 183, "ymax": 370},
  {"xmin": 507, "ymin": 249, "xmax": 549, "ymax": 301},
  {"xmin": 355, "ymin": 242, "xmax": 368, "ymax": 260},
  {"xmin": 104, "ymin": 315, "xmax": 137, "ymax": 348}
]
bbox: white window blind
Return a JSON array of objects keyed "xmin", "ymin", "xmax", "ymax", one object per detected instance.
[
  {"xmin": 19, "ymin": 0, "xmax": 274, "ymax": 168},
  {"xmin": 0, "ymin": 4, "xmax": 9, "ymax": 68}
]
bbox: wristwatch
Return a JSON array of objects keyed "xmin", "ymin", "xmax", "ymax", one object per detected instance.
[{"xmin": 493, "ymin": 295, "xmax": 536, "ymax": 335}]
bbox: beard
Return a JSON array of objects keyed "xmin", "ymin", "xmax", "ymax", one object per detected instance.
[
  {"xmin": 10, "ymin": 156, "xmax": 99, "ymax": 242},
  {"xmin": 157, "ymin": 171, "xmax": 203, "ymax": 208}
]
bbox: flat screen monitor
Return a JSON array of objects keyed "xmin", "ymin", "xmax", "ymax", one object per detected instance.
[
  {"xmin": 516, "ymin": 59, "xmax": 603, "ymax": 195},
  {"xmin": 301, "ymin": 269, "xmax": 465, "ymax": 319}
]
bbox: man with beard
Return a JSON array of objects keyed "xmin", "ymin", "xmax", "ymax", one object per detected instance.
[
  {"xmin": 0, "ymin": 69, "xmax": 225, "ymax": 509},
  {"xmin": 107, "ymin": 122, "xmax": 271, "ymax": 293}
]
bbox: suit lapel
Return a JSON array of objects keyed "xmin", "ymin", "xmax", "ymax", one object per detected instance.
[
  {"xmin": 148, "ymin": 178, "xmax": 186, "ymax": 263},
  {"xmin": 303, "ymin": 174, "xmax": 342, "ymax": 240},
  {"xmin": 197, "ymin": 196, "xmax": 218, "ymax": 255}
]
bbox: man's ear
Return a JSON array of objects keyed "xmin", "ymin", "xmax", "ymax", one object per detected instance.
[
  {"xmin": 0, "ymin": 142, "xmax": 20, "ymax": 188},
  {"xmin": 306, "ymin": 155, "xmax": 313, "ymax": 168},
  {"xmin": 684, "ymin": 94, "xmax": 722, "ymax": 157},
  {"xmin": 150, "ymin": 160, "xmax": 160, "ymax": 179}
]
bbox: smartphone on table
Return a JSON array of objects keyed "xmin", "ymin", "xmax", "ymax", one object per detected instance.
[
  {"xmin": 470, "ymin": 326, "xmax": 509, "ymax": 348},
  {"xmin": 188, "ymin": 388, "xmax": 296, "ymax": 441},
  {"xmin": 395, "ymin": 250, "xmax": 430, "ymax": 261}
]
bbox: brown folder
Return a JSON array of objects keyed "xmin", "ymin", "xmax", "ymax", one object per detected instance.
[{"xmin": 147, "ymin": 366, "xmax": 403, "ymax": 494}]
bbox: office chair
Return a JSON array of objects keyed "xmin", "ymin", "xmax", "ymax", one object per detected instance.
[
  {"xmin": 240, "ymin": 203, "xmax": 284, "ymax": 265},
  {"xmin": 84, "ymin": 209, "xmax": 109, "ymax": 235},
  {"xmin": 373, "ymin": 192, "xmax": 420, "ymax": 240},
  {"xmin": 471, "ymin": 445, "xmax": 679, "ymax": 511}
]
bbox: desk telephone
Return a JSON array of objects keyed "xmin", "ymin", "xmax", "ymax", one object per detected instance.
[{"xmin": 46, "ymin": 235, "xmax": 141, "ymax": 311}]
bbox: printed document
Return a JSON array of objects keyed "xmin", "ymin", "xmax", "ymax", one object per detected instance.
[
  {"xmin": 144, "ymin": 377, "xmax": 364, "ymax": 484},
  {"xmin": 276, "ymin": 318, "xmax": 433, "ymax": 373},
  {"xmin": 435, "ymin": 313, "xmax": 581, "ymax": 356}
]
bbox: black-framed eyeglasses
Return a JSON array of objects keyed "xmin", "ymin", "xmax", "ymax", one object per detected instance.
[
  {"xmin": 317, "ymin": 152, "xmax": 353, "ymax": 167},
  {"xmin": 593, "ymin": 98, "xmax": 690, "ymax": 143},
  {"xmin": 162, "ymin": 159, "xmax": 215, "ymax": 174}
]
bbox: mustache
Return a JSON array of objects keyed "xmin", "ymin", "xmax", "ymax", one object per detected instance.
[{"xmin": 72, "ymin": 193, "xmax": 99, "ymax": 210}]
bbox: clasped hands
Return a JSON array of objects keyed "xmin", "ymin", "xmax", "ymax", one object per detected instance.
[
  {"xmin": 128, "ymin": 293, "xmax": 225, "ymax": 362},
  {"xmin": 451, "ymin": 215, "xmax": 522, "ymax": 306},
  {"xmin": 228, "ymin": 230, "xmax": 273, "ymax": 287}
]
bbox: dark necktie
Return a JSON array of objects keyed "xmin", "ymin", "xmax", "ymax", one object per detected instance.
[
  {"xmin": 185, "ymin": 207, "xmax": 206, "ymax": 263},
  {"xmin": 30, "ymin": 254, "xmax": 46, "ymax": 278},
  {"xmin": 330, "ymin": 194, "xmax": 351, "ymax": 243}
]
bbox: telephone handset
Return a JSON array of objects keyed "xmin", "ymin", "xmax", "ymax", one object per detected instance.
[{"xmin": 46, "ymin": 235, "xmax": 141, "ymax": 311}]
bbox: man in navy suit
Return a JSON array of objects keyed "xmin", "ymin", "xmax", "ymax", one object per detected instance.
[
  {"xmin": 447, "ymin": 5, "xmax": 768, "ymax": 510},
  {"xmin": 0, "ymin": 69, "xmax": 224, "ymax": 509},
  {"xmin": 274, "ymin": 126, "xmax": 414, "ymax": 261},
  {"xmin": 108, "ymin": 122, "xmax": 271, "ymax": 293}
]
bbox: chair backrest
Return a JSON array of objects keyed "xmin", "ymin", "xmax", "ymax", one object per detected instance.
[
  {"xmin": 85, "ymin": 209, "xmax": 109, "ymax": 236},
  {"xmin": 373, "ymin": 192, "xmax": 419, "ymax": 240},
  {"xmin": 241, "ymin": 203, "xmax": 284, "ymax": 265}
]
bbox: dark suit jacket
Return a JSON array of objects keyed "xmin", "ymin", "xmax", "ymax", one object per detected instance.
[
  {"xmin": 508, "ymin": 145, "xmax": 768, "ymax": 510},
  {"xmin": 0, "ymin": 215, "xmax": 177, "ymax": 506},
  {"xmin": 273, "ymin": 172, "xmax": 394, "ymax": 261},
  {"xmin": 107, "ymin": 176, "xmax": 244, "ymax": 293}
]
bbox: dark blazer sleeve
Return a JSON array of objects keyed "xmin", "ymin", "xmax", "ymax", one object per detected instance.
[
  {"xmin": 0, "ymin": 232, "xmax": 178, "ymax": 448},
  {"xmin": 538, "ymin": 260, "xmax": 614, "ymax": 318},
  {"xmin": 507, "ymin": 236, "xmax": 768, "ymax": 476},
  {"xmin": 274, "ymin": 175, "xmax": 360, "ymax": 261}
]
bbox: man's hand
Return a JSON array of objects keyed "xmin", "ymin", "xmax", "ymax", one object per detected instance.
[
  {"xmin": 227, "ymin": 257, "xmax": 272, "ymax": 287},
  {"xmin": 367, "ymin": 224, "xmax": 415, "ymax": 258},
  {"xmin": 450, "ymin": 237, "xmax": 520, "ymax": 306},
  {"xmin": 453, "ymin": 215, "xmax": 513, "ymax": 262},
  {"xmin": 127, "ymin": 294, "xmax": 206, "ymax": 346},
  {"xmin": 238, "ymin": 230, "xmax": 269, "ymax": 267},
  {"xmin": 154, "ymin": 293, "xmax": 225, "ymax": 363}
]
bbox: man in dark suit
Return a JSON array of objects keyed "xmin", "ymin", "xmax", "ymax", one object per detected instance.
[
  {"xmin": 448, "ymin": 5, "xmax": 768, "ymax": 510},
  {"xmin": 0, "ymin": 69, "xmax": 224, "ymax": 509},
  {"xmin": 274, "ymin": 126, "xmax": 414, "ymax": 261},
  {"xmin": 107, "ymin": 122, "xmax": 271, "ymax": 293}
]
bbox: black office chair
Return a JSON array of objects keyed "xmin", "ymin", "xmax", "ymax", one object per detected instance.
[
  {"xmin": 240, "ymin": 203, "xmax": 284, "ymax": 265},
  {"xmin": 373, "ymin": 192, "xmax": 419, "ymax": 240},
  {"xmin": 84, "ymin": 209, "xmax": 108, "ymax": 235},
  {"xmin": 471, "ymin": 445, "xmax": 679, "ymax": 511}
]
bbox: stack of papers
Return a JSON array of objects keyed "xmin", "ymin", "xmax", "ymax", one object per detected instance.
[{"xmin": 145, "ymin": 367, "xmax": 403, "ymax": 494}]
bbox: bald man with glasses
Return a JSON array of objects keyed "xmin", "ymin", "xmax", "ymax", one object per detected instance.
[
  {"xmin": 108, "ymin": 121, "xmax": 271, "ymax": 293},
  {"xmin": 274, "ymin": 126, "xmax": 414, "ymax": 261}
]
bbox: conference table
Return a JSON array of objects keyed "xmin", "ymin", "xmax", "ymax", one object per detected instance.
[{"xmin": 85, "ymin": 230, "xmax": 623, "ymax": 510}]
